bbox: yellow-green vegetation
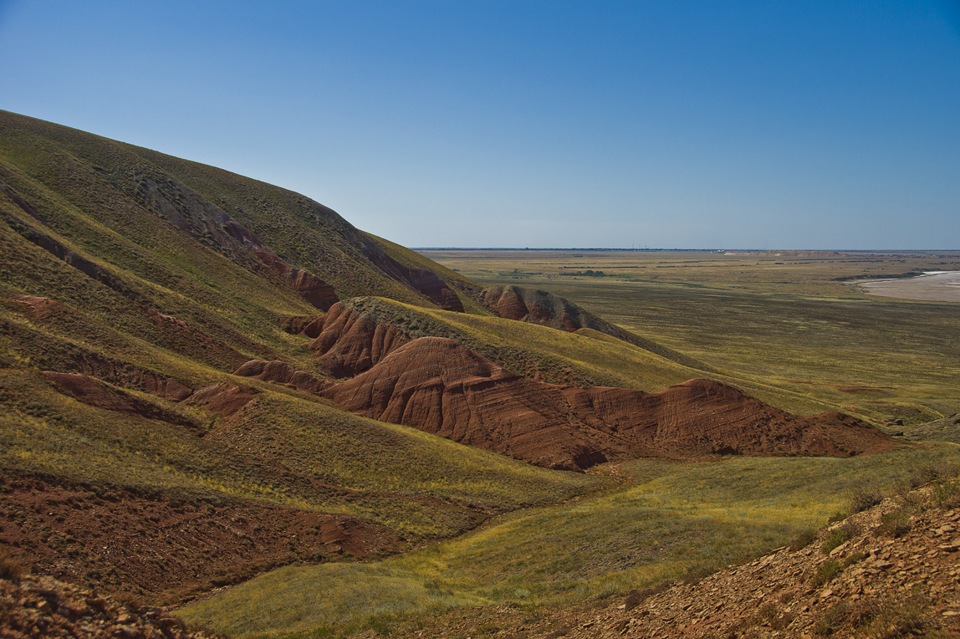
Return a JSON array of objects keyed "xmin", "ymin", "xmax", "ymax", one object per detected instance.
[
  {"xmin": 0, "ymin": 367, "xmax": 596, "ymax": 538},
  {"xmin": 423, "ymin": 249, "xmax": 960, "ymax": 427},
  {"xmin": 180, "ymin": 445, "xmax": 960, "ymax": 638}
]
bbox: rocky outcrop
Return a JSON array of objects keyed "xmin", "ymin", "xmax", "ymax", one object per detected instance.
[
  {"xmin": 324, "ymin": 336, "xmax": 898, "ymax": 470},
  {"xmin": 0, "ymin": 572, "xmax": 220, "ymax": 639},
  {"xmin": 483, "ymin": 285, "xmax": 601, "ymax": 332},
  {"xmin": 482, "ymin": 285, "xmax": 708, "ymax": 369}
]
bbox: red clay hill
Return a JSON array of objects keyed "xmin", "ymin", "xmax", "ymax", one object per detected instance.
[{"xmin": 264, "ymin": 302, "xmax": 899, "ymax": 471}]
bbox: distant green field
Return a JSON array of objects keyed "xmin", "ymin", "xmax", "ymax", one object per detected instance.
[
  {"xmin": 423, "ymin": 249, "xmax": 960, "ymax": 428},
  {"xmin": 180, "ymin": 444, "xmax": 960, "ymax": 638}
]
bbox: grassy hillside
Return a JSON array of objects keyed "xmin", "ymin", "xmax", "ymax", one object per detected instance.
[
  {"xmin": 180, "ymin": 443, "xmax": 960, "ymax": 638},
  {"xmin": 5, "ymin": 112, "xmax": 951, "ymax": 638},
  {"xmin": 0, "ymin": 111, "xmax": 613, "ymax": 601}
]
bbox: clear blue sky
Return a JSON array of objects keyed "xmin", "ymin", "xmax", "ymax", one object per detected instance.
[{"xmin": 1, "ymin": 1, "xmax": 958, "ymax": 249}]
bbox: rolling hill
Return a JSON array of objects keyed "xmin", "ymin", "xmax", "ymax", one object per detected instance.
[{"xmin": 0, "ymin": 109, "xmax": 907, "ymax": 628}]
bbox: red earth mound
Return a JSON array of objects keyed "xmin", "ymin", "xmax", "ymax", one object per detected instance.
[
  {"xmin": 233, "ymin": 359, "xmax": 331, "ymax": 394},
  {"xmin": 0, "ymin": 471, "xmax": 402, "ymax": 604},
  {"xmin": 324, "ymin": 337, "xmax": 898, "ymax": 470},
  {"xmin": 483, "ymin": 285, "xmax": 595, "ymax": 332},
  {"xmin": 185, "ymin": 382, "xmax": 257, "ymax": 417},
  {"xmin": 307, "ymin": 301, "xmax": 411, "ymax": 377}
]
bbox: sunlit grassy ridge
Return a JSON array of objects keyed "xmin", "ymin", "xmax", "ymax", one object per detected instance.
[{"xmin": 180, "ymin": 444, "xmax": 960, "ymax": 638}]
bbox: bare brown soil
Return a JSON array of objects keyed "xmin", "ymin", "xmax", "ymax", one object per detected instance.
[
  {"xmin": 0, "ymin": 471, "xmax": 402, "ymax": 605},
  {"xmin": 324, "ymin": 336, "xmax": 898, "ymax": 470}
]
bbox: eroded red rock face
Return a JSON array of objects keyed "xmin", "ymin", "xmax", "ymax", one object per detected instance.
[
  {"xmin": 307, "ymin": 302, "xmax": 411, "ymax": 377},
  {"xmin": 324, "ymin": 337, "xmax": 898, "ymax": 470},
  {"xmin": 186, "ymin": 382, "xmax": 257, "ymax": 417}
]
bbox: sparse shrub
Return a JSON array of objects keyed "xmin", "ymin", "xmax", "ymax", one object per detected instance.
[
  {"xmin": 821, "ymin": 521, "xmax": 860, "ymax": 555},
  {"xmin": 770, "ymin": 609, "xmax": 795, "ymax": 631},
  {"xmin": 857, "ymin": 592, "xmax": 928, "ymax": 639},
  {"xmin": 933, "ymin": 477, "xmax": 960, "ymax": 508},
  {"xmin": 812, "ymin": 559, "xmax": 842, "ymax": 587},
  {"xmin": 366, "ymin": 614, "xmax": 394, "ymax": 636},
  {"xmin": 877, "ymin": 507, "xmax": 912, "ymax": 538},
  {"xmin": 841, "ymin": 551, "xmax": 868, "ymax": 568},
  {"xmin": 0, "ymin": 549, "xmax": 23, "ymax": 582},
  {"xmin": 907, "ymin": 462, "xmax": 955, "ymax": 489},
  {"xmin": 789, "ymin": 528, "xmax": 818, "ymax": 551},
  {"xmin": 623, "ymin": 582, "xmax": 670, "ymax": 610},
  {"xmin": 827, "ymin": 510, "xmax": 847, "ymax": 524},
  {"xmin": 755, "ymin": 601, "xmax": 794, "ymax": 630},
  {"xmin": 680, "ymin": 564, "xmax": 716, "ymax": 585},
  {"xmin": 812, "ymin": 602, "xmax": 849, "ymax": 636},
  {"xmin": 850, "ymin": 486, "xmax": 884, "ymax": 513}
]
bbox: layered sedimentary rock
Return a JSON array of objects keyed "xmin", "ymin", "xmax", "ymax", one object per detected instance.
[{"xmin": 324, "ymin": 336, "xmax": 897, "ymax": 470}]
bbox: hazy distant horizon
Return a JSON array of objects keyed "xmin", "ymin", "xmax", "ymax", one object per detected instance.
[
  {"xmin": 2, "ymin": 1, "xmax": 958, "ymax": 250},
  {"xmin": 415, "ymin": 247, "xmax": 960, "ymax": 253}
]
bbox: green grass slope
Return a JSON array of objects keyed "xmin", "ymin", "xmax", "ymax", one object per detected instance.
[{"xmin": 180, "ymin": 444, "xmax": 960, "ymax": 638}]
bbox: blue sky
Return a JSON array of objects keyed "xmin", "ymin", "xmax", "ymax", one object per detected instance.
[{"xmin": 1, "ymin": 1, "xmax": 958, "ymax": 249}]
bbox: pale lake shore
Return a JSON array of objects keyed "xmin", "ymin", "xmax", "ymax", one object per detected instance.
[{"xmin": 856, "ymin": 271, "xmax": 960, "ymax": 302}]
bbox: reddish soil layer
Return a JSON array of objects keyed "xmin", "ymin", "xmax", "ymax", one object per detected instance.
[
  {"xmin": 325, "ymin": 337, "xmax": 898, "ymax": 470},
  {"xmin": 0, "ymin": 471, "xmax": 402, "ymax": 604}
]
